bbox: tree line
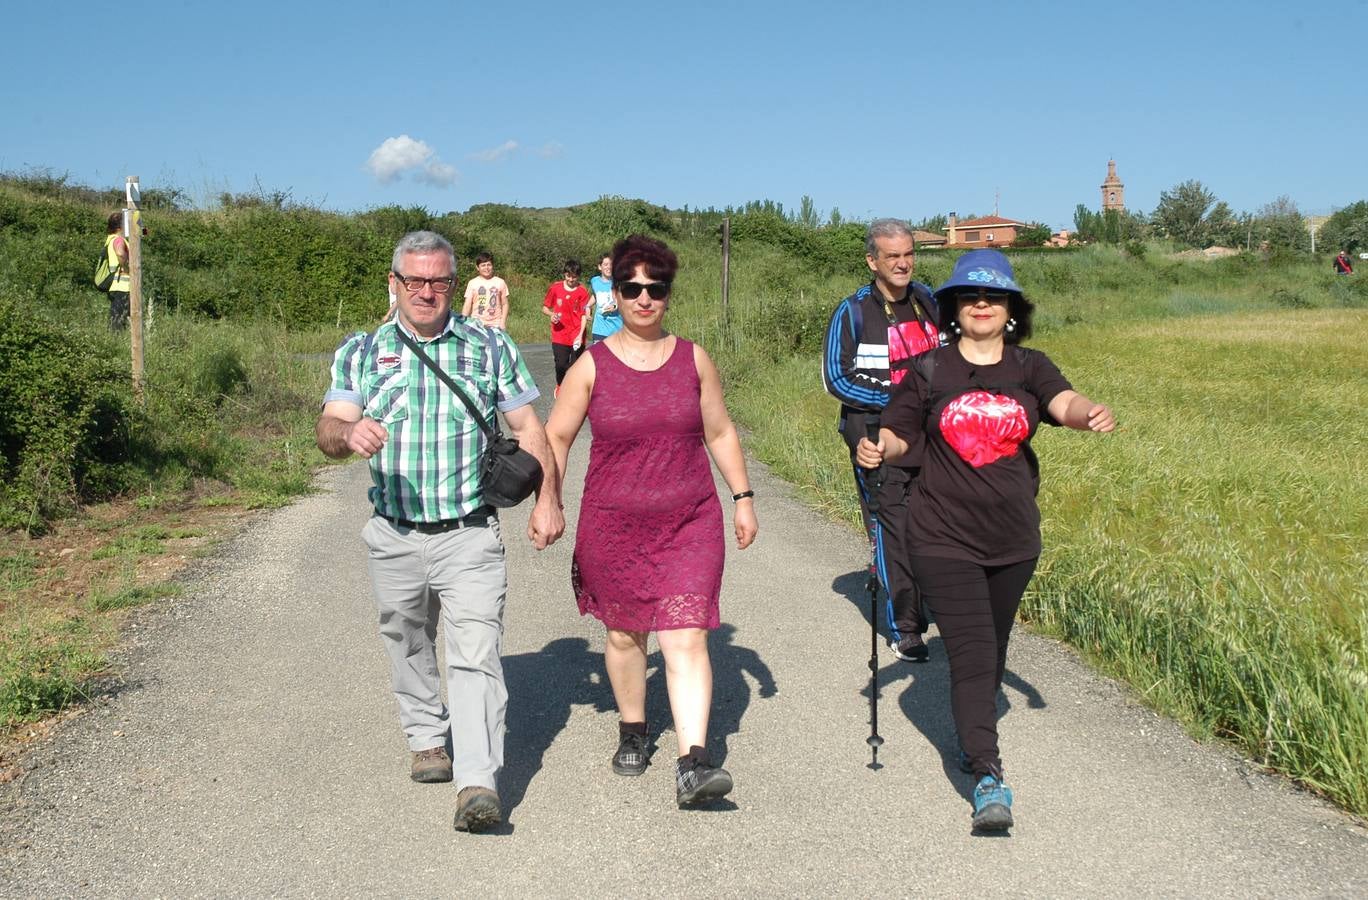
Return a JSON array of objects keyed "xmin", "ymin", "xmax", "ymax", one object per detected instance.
[{"xmin": 1074, "ymin": 180, "xmax": 1368, "ymax": 255}]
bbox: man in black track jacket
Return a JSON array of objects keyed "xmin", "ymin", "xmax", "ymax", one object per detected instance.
[{"xmin": 821, "ymin": 219, "xmax": 940, "ymax": 661}]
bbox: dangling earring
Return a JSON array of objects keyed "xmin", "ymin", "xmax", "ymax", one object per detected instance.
[
  {"xmin": 1005, "ymin": 317, "xmax": 1017, "ymax": 335},
  {"xmin": 950, "ymin": 321, "xmax": 963, "ymax": 337}
]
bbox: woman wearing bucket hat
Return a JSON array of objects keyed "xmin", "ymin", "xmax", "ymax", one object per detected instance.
[{"xmin": 856, "ymin": 249, "xmax": 1114, "ymax": 832}]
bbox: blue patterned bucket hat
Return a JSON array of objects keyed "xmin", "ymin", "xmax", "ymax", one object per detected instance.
[{"xmin": 933, "ymin": 249, "xmax": 1022, "ymax": 301}]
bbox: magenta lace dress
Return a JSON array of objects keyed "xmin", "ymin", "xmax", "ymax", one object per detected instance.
[{"xmin": 571, "ymin": 338, "xmax": 724, "ymax": 631}]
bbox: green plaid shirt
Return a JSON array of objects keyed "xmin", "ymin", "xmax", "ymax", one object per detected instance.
[{"xmin": 324, "ymin": 315, "xmax": 540, "ymax": 521}]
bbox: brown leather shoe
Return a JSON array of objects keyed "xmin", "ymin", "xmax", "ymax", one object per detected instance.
[
  {"xmin": 410, "ymin": 747, "xmax": 453, "ymax": 783},
  {"xmin": 453, "ymin": 786, "xmax": 502, "ymax": 833}
]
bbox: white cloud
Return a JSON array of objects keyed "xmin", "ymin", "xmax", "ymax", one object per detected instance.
[
  {"xmin": 365, "ymin": 135, "xmax": 458, "ymax": 187},
  {"xmin": 469, "ymin": 140, "xmax": 519, "ymax": 162},
  {"xmin": 417, "ymin": 160, "xmax": 458, "ymax": 186},
  {"xmin": 538, "ymin": 141, "xmax": 565, "ymax": 159}
]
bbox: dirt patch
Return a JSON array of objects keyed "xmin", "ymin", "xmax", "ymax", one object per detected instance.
[{"xmin": 0, "ymin": 489, "xmax": 258, "ymax": 779}]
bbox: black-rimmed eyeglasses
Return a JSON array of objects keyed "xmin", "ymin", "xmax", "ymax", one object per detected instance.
[{"xmin": 393, "ymin": 271, "xmax": 456, "ymax": 294}]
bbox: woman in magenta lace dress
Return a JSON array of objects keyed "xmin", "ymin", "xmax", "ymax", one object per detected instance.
[{"xmin": 546, "ymin": 234, "xmax": 758, "ymax": 807}]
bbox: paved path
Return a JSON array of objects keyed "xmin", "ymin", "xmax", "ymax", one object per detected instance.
[{"xmin": 3, "ymin": 345, "xmax": 1366, "ymax": 898}]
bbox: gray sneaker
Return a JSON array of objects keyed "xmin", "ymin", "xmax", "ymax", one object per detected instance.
[{"xmin": 410, "ymin": 747, "xmax": 453, "ymax": 783}]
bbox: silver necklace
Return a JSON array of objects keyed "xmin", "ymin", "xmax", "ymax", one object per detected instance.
[{"xmin": 616, "ymin": 333, "xmax": 667, "ymax": 368}]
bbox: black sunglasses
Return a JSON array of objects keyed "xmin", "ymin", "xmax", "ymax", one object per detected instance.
[
  {"xmin": 958, "ymin": 289, "xmax": 1013, "ymax": 304},
  {"xmin": 617, "ymin": 281, "xmax": 671, "ymax": 301}
]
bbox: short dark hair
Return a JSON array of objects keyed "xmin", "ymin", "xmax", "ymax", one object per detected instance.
[
  {"xmin": 936, "ymin": 289, "xmax": 1036, "ymax": 345},
  {"xmin": 562, "ymin": 259, "xmax": 582, "ymax": 277},
  {"xmin": 106, "ymin": 211, "xmax": 122, "ymax": 233},
  {"xmin": 600, "ymin": 253, "xmax": 612, "ymax": 263},
  {"xmin": 475, "ymin": 252, "xmax": 493, "ymax": 265},
  {"xmin": 610, "ymin": 234, "xmax": 678, "ymax": 284}
]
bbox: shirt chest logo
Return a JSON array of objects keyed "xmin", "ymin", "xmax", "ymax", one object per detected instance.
[
  {"xmin": 377, "ymin": 353, "xmax": 402, "ymax": 370},
  {"xmin": 940, "ymin": 391, "xmax": 1029, "ymax": 468}
]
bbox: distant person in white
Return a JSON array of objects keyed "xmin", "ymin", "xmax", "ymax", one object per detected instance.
[{"xmin": 462, "ymin": 252, "xmax": 510, "ymax": 329}]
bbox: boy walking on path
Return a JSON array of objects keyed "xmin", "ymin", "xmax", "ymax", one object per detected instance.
[
  {"xmin": 542, "ymin": 259, "xmax": 593, "ymax": 391},
  {"xmin": 587, "ymin": 253, "xmax": 622, "ymax": 343},
  {"xmin": 462, "ymin": 252, "xmax": 510, "ymax": 329}
]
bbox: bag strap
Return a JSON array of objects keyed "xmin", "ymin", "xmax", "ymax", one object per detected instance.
[{"xmin": 393, "ymin": 326, "xmax": 498, "ymax": 441}]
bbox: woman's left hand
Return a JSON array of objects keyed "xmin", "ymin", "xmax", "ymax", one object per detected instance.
[
  {"xmin": 733, "ymin": 500, "xmax": 758, "ymax": 550},
  {"xmin": 1086, "ymin": 404, "xmax": 1115, "ymax": 433}
]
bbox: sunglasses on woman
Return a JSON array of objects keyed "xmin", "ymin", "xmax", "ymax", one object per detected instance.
[{"xmin": 617, "ymin": 281, "xmax": 671, "ymax": 301}]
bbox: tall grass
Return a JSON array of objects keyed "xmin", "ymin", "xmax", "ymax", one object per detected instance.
[{"xmin": 1027, "ymin": 311, "xmax": 1368, "ymax": 811}]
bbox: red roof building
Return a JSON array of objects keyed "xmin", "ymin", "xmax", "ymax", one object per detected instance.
[{"xmin": 946, "ymin": 214, "xmax": 1025, "ymax": 248}]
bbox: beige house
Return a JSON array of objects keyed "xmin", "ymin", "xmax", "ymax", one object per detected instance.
[{"xmin": 945, "ymin": 214, "xmax": 1026, "ymax": 248}]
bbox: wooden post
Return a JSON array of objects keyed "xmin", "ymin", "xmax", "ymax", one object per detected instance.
[
  {"xmin": 126, "ymin": 176, "xmax": 145, "ymax": 400},
  {"xmin": 721, "ymin": 216, "xmax": 731, "ymax": 331}
]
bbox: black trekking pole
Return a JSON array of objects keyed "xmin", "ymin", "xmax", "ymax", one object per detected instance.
[{"xmin": 863, "ymin": 416, "xmax": 885, "ymax": 771}]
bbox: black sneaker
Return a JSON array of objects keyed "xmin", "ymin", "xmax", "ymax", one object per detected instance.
[
  {"xmin": 612, "ymin": 731, "xmax": 649, "ymax": 776},
  {"xmin": 676, "ymin": 751, "xmax": 733, "ymax": 807},
  {"xmin": 889, "ymin": 633, "xmax": 929, "ymax": 662}
]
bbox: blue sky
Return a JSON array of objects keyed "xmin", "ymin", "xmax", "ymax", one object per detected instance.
[{"xmin": 4, "ymin": 1, "xmax": 1363, "ymax": 230}]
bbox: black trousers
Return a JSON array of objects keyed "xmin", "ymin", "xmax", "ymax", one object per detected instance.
[
  {"xmin": 552, "ymin": 344, "xmax": 581, "ymax": 385},
  {"xmin": 108, "ymin": 291, "xmax": 130, "ymax": 331},
  {"xmin": 910, "ymin": 555, "xmax": 1037, "ymax": 778},
  {"xmin": 853, "ymin": 462, "xmax": 925, "ymax": 640}
]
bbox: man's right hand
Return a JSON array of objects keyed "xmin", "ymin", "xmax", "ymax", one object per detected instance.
[{"xmin": 346, "ymin": 418, "xmax": 389, "ymax": 458}]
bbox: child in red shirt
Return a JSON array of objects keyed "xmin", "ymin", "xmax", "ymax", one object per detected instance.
[{"xmin": 542, "ymin": 259, "xmax": 593, "ymax": 392}]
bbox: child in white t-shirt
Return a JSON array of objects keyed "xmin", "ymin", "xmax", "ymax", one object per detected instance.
[{"xmin": 462, "ymin": 252, "xmax": 510, "ymax": 329}]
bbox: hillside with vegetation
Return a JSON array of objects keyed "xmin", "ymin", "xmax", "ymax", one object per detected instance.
[{"xmin": 1, "ymin": 171, "xmax": 1366, "ymax": 815}]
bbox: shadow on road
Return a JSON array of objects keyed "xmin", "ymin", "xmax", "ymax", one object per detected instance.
[
  {"xmin": 499, "ymin": 626, "xmax": 777, "ymax": 817},
  {"xmin": 831, "ymin": 569, "xmax": 1047, "ymax": 802}
]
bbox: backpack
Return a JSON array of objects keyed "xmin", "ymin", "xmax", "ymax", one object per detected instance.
[
  {"xmin": 846, "ymin": 281, "xmax": 938, "ymax": 344},
  {"xmin": 94, "ymin": 237, "xmax": 118, "ymax": 291}
]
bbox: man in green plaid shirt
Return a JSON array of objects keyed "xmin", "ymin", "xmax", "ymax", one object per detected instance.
[{"xmin": 316, "ymin": 231, "xmax": 563, "ymax": 833}]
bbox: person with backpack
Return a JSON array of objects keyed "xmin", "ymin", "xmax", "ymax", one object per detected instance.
[
  {"xmin": 821, "ymin": 219, "xmax": 939, "ymax": 662},
  {"xmin": 101, "ymin": 212, "xmax": 131, "ymax": 330},
  {"xmin": 856, "ymin": 249, "xmax": 1114, "ymax": 832},
  {"xmin": 1334, "ymin": 251, "xmax": 1354, "ymax": 275}
]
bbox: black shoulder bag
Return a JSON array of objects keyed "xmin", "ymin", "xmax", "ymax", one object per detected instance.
[{"xmin": 393, "ymin": 327, "xmax": 544, "ymax": 508}]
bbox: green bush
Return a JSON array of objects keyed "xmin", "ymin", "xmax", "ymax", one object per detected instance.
[
  {"xmin": 0, "ymin": 297, "xmax": 130, "ymax": 530},
  {"xmin": 569, "ymin": 196, "xmax": 675, "ymax": 240}
]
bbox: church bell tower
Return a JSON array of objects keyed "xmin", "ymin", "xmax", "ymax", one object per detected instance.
[{"xmin": 1101, "ymin": 159, "xmax": 1125, "ymax": 211}]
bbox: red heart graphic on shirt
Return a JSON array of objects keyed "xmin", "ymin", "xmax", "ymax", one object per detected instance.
[{"xmin": 939, "ymin": 391, "xmax": 1029, "ymax": 468}]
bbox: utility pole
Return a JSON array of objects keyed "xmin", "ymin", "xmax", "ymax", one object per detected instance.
[
  {"xmin": 721, "ymin": 216, "xmax": 731, "ymax": 331},
  {"xmin": 126, "ymin": 176, "xmax": 145, "ymax": 400}
]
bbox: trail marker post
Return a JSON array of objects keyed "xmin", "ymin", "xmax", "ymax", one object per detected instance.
[
  {"xmin": 721, "ymin": 216, "xmax": 731, "ymax": 333},
  {"xmin": 126, "ymin": 176, "xmax": 145, "ymax": 400}
]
